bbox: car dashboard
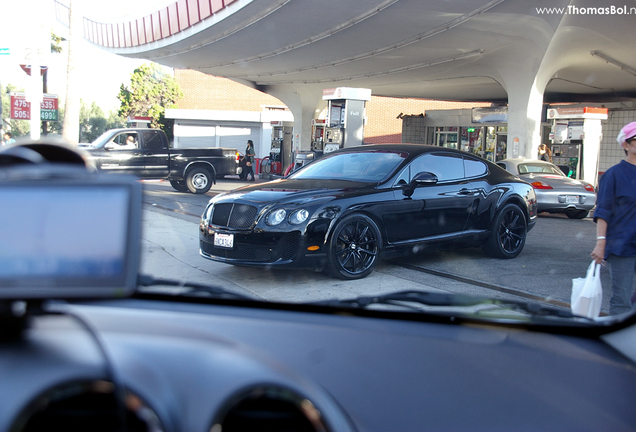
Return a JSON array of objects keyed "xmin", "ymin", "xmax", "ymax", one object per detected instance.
[{"xmin": 2, "ymin": 295, "xmax": 636, "ymax": 432}]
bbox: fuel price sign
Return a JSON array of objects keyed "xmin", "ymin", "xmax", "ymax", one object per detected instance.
[{"xmin": 10, "ymin": 93, "xmax": 59, "ymax": 121}]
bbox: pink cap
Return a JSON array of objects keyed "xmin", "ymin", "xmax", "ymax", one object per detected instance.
[{"xmin": 617, "ymin": 122, "xmax": 636, "ymax": 144}]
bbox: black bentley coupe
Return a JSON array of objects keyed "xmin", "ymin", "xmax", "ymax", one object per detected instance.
[{"xmin": 199, "ymin": 144, "xmax": 538, "ymax": 279}]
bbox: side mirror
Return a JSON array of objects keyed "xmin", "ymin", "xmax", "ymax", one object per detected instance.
[
  {"xmin": 402, "ymin": 172, "xmax": 438, "ymax": 197},
  {"xmin": 412, "ymin": 171, "xmax": 438, "ymax": 185},
  {"xmin": 104, "ymin": 143, "xmax": 115, "ymax": 150}
]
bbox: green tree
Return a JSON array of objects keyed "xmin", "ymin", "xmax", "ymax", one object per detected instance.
[
  {"xmin": 106, "ymin": 110, "xmax": 126, "ymax": 130},
  {"xmin": 117, "ymin": 63, "xmax": 182, "ymax": 139},
  {"xmin": 79, "ymin": 100, "xmax": 106, "ymax": 143},
  {"xmin": 51, "ymin": 32, "xmax": 65, "ymax": 54},
  {"xmin": 78, "ymin": 100, "xmax": 125, "ymax": 143}
]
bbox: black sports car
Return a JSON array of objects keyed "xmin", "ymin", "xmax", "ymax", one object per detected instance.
[{"xmin": 199, "ymin": 144, "xmax": 538, "ymax": 279}]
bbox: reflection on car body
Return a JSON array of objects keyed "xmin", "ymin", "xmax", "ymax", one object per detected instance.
[
  {"xmin": 200, "ymin": 144, "xmax": 538, "ymax": 279},
  {"xmin": 498, "ymin": 158, "xmax": 596, "ymax": 219}
]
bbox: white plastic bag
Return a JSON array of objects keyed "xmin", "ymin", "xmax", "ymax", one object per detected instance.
[{"xmin": 571, "ymin": 261, "xmax": 603, "ymax": 318}]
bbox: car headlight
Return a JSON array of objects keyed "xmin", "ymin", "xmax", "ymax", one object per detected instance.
[
  {"xmin": 267, "ymin": 209, "xmax": 287, "ymax": 226},
  {"xmin": 290, "ymin": 209, "xmax": 309, "ymax": 225}
]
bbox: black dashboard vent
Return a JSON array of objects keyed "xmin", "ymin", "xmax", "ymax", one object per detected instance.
[
  {"xmin": 215, "ymin": 386, "xmax": 328, "ymax": 432},
  {"xmin": 13, "ymin": 381, "xmax": 163, "ymax": 432}
]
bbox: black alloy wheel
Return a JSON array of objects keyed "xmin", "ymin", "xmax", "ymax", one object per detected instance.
[
  {"xmin": 482, "ymin": 204, "xmax": 527, "ymax": 259},
  {"xmin": 170, "ymin": 179, "xmax": 189, "ymax": 192},
  {"xmin": 326, "ymin": 214, "xmax": 381, "ymax": 280}
]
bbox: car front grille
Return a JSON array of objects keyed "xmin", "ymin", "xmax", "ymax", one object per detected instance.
[{"xmin": 211, "ymin": 203, "xmax": 259, "ymax": 229}]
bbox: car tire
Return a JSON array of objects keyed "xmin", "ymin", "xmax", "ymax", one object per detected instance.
[
  {"xmin": 186, "ymin": 167, "xmax": 213, "ymax": 194},
  {"xmin": 325, "ymin": 214, "xmax": 381, "ymax": 280},
  {"xmin": 482, "ymin": 204, "xmax": 527, "ymax": 259},
  {"xmin": 169, "ymin": 179, "xmax": 189, "ymax": 192},
  {"xmin": 566, "ymin": 209, "xmax": 589, "ymax": 219}
]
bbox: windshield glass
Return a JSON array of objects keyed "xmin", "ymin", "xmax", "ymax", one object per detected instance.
[
  {"xmin": 289, "ymin": 151, "xmax": 407, "ymax": 182},
  {"xmin": 90, "ymin": 130, "xmax": 117, "ymax": 148},
  {"xmin": 518, "ymin": 163, "xmax": 564, "ymax": 175},
  {"xmin": 1, "ymin": 0, "xmax": 633, "ymax": 328}
]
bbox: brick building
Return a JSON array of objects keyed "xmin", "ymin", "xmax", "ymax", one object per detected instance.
[
  {"xmin": 172, "ymin": 69, "xmax": 487, "ymax": 148},
  {"xmin": 171, "ymin": 70, "xmax": 636, "ymax": 185}
]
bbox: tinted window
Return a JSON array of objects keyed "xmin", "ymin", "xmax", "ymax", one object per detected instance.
[
  {"xmin": 464, "ymin": 158, "xmax": 488, "ymax": 178},
  {"xmin": 518, "ymin": 163, "xmax": 563, "ymax": 175},
  {"xmin": 291, "ymin": 151, "xmax": 407, "ymax": 182},
  {"xmin": 408, "ymin": 153, "xmax": 464, "ymax": 182},
  {"xmin": 142, "ymin": 130, "xmax": 166, "ymax": 150}
]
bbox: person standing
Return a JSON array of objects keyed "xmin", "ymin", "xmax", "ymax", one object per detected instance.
[
  {"xmin": 538, "ymin": 144, "xmax": 552, "ymax": 162},
  {"xmin": 591, "ymin": 121, "xmax": 636, "ymax": 315},
  {"xmin": 244, "ymin": 139, "xmax": 256, "ymax": 181},
  {"xmin": 3, "ymin": 132, "xmax": 15, "ymax": 145}
]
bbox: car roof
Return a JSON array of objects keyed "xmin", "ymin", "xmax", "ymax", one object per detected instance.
[
  {"xmin": 346, "ymin": 143, "xmax": 485, "ymax": 158},
  {"xmin": 499, "ymin": 158, "xmax": 553, "ymax": 166}
]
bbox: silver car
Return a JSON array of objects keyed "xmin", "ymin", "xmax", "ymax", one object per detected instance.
[{"xmin": 497, "ymin": 159, "xmax": 596, "ymax": 219}]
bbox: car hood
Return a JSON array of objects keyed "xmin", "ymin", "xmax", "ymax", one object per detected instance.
[{"xmin": 213, "ymin": 178, "xmax": 373, "ymax": 206}]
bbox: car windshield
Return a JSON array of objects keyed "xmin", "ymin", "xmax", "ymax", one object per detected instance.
[
  {"xmin": 289, "ymin": 151, "xmax": 407, "ymax": 182},
  {"xmin": 1, "ymin": 0, "xmax": 634, "ymax": 329},
  {"xmin": 518, "ymin": 163, "xmax": 564, "ymax": 175},
  {"xmin": 90, "ymin": 130, "xmax": 118, "ymax": 148}
]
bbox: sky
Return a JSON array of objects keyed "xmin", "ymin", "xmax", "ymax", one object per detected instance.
[{"xmin": 0, "ymin": 0, "xmax": 168, "ymax": 112}]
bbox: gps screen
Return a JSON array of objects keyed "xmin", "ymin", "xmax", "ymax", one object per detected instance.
[{"xmin": 0, "ymin": 178, "xmax": 141, "ymax": 298}]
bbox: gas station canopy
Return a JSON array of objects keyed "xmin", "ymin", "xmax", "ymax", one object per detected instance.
[{"xmin": 74, "ymin": 0, "xmax": 636, "ymax": 104}]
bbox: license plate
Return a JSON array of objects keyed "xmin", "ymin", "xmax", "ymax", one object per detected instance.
[
  {"xmin": 214, "ymin": 233, "xmax": 234, "ymax": 249},
  {"xmin": 566, "ymin": 195, "xmax": 579, "ymax": 204}
]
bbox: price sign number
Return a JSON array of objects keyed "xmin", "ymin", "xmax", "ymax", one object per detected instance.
[{"xmin": 10, "ymin": 93, "xmax": 59, "ymax": 121}]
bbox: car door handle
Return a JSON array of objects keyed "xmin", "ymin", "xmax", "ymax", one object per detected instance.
[{"xmin": 459, "ymin": 188, "xmax": 477, "ymax": 195}]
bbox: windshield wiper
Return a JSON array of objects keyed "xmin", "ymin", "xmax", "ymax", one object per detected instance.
[
  {"xmin": 136, "ymin": 274, "xmax": 253, "ymax": 300},
  {"xmin": 309, "ymin": 290, "xmax": 579, "ymax": 319},
  {"xmin": 134, "ymin": 278, "xmax": 580, "ymax": 320}
]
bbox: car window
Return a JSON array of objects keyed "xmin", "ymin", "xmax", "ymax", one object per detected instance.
[
  {"xmin": 408, "ymin": 153, "xmax": 464, "ymax": 182},
  {"xmin": 394, "ymin": 165, "xmax": 410, "ymax": 186},
  {"xmin": 290, "ymin": 151, "xmax": 406, "ymax": 182},
  {"xmin": 110, "ymin": 132, "xmax": 138, "ymax": 150},
  {"xmin": 142, "ymin": 130, "xmax": 165, "ymax": 150},
  {"xmin": 519, "ymin": 163, "xmax": 563, "ymax": 175},
  {"xmin": 464, "ymin": 158, "xmax": 488, "ymax": 178},
  {"xmin": 111, "ymin": 133, "xmax": 127, "ymax": 145}
]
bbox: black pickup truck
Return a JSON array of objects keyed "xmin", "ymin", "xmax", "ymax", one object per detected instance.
[{"xmin": 83, "ymin": 128, "xmax": 239, "ymax": 193}]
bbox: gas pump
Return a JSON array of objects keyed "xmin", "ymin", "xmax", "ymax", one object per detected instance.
[
  {"xmin": 551, "ymin": 142, "xmax": 581, "ymax": 178},
  {"xmin": 547, "ymin": 107, "xmax": 608, "ymax": 186},
  {"xmin": 321, "ymin": 87, "xmax": 371, "ymax": 153},
  {"xmin": 311, "ymin": 119, "xmax": 327, "ymax": 156},
  {"xmin": 289, "ymin": 88, "xmax": 372, "ymax": 175},
  {"xmin": 270, "ymin": 121, "xmax": 293, "ymax": 175},
  {"xmin": 324, "ymin": 126, "xmax": 344, "ymax": 153}
]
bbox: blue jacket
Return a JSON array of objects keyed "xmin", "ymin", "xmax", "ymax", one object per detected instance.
[{"xmin": 594, "ymin": 160, "xmax": 636, "ymax": 258}]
